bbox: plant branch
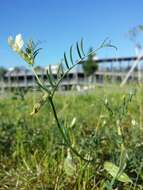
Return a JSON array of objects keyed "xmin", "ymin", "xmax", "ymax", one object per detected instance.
[{"xmin": 48, "ymin": 96, "xmax": 94, "ymax": 162}]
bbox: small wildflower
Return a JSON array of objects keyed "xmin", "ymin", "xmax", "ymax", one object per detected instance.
[{"xmin": 131, "ymin": 119, "xmax": 136, "ymax": 126}]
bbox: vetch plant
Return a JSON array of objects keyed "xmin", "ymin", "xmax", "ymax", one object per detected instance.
[{"xmin": 8, "ymin": 34, "xmax": 116, "ymax": 163}]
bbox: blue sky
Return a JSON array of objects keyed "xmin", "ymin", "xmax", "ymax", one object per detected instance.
[{"xmin": 0, "ymin": 0, "xmax": 143, "ymax": 68}]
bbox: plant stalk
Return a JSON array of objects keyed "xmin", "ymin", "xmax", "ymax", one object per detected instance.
[{"xmin": 48, "ymin": 96, "xmax": 93, "ymax": 162}]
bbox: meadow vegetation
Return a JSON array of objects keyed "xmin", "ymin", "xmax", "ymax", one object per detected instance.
[
  {"xmin": 0, "ymin": 85, "xmax": 143, "ymax": 190},
  {"xmin": 2, "ymin": 34, "xmax": 142, "ymax": 189}
]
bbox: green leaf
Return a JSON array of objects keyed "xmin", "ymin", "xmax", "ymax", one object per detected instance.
[
  {"xmin": 76, "ymin": 42, "xmax": 82, "ymax": 59},
  {"xmin": 80, "ymin": 38, "xmax": 85, "ymax": 56},
  {"xmin": 70, "ymin": 117, "xmax": 76, "ymax": 128},
  {"xmin": 57, "ymin": 63, "xmax": 63, "ymax": 79},
  {"xmin": 46, "ymin": 65, "xmax": 55, "ymax": 87},
  {"xmin": 33, "ymin": 48, "xmax": 42, "ymax": 59},
  {"xmin": 104, "ymin": 161, "xmax": 132, "ymax": 183},
  {"xmin": 64, "ymin": 52, "xmax": 69, "ymax": 69},
  {"xmin": 70, "ymin": 45, "xmax": 74, "ymax": 65}
]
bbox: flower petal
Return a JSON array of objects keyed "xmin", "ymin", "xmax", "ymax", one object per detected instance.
[
  {"xmin": 8, "ymin": 36, "xmax": 14, "ymax": 48},
  {"xmin": 15, "ymin": 34, "xmax": 24, "ymax": 50}
]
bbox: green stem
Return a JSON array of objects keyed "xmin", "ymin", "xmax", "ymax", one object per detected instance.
[
  {"xmin": 49, "ymin": 96, "xmax": 93, "ymax": 162},
  {"xmin": 31, "ymin": 66, "xmax": 43, "ymax": 87},
  {"xmin": 51, "ymin": 63, "xmax": 78, "ymax": 97},
  {"xmin": 48, "ymin": 96, "xmax": 69, "ymax": 144},
  {"xmin": 31, "ymin": 66, "xmax": 50, "ymax": 93}
]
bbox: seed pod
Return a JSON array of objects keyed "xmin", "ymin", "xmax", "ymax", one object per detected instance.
[
  {"xmin": 30, "ymin": 103, "xmax": 41, "ymax": 116},
  {"xmin": 30, "ymin": 93, "xmax": 49, "ymax": 116}
]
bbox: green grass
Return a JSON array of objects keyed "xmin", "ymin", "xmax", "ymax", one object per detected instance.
[{"xmin": 0, "ymin": 85, "xmax": 143, "ymax": 189}]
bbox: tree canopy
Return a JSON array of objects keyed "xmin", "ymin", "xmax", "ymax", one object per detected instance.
[{"xmin": 82, "ymin": 47, "xmax": 98, "ymax": 76}]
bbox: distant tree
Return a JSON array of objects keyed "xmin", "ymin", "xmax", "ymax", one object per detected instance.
[
  {"xmin": 14, "ymin": 66, "xmax": 21, "ymax": 72},
  {"xmin": 82, "ymin": 47, "xmax": 98, "ymax": 76},
  {"xmin": 35, "ymin": 66, "xmax": 43, "ymax": 71},
  {"xmin": 0, "ymin": 67, "xmax": 7, "ymax": 79},
  {"xmin": 0, "ymin": 67, "xmax": 7, "ymax": 92},
  {"xmin": 82, "ymin": 47, "xmax": 98, "ymax": 83}
]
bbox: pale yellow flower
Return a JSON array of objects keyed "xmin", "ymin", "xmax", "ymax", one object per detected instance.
[{"xmin": 8, "ymin": 34, "xmax": 24, "ymax": 52}]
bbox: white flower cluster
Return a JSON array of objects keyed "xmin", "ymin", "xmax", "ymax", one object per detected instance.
[
  {"xmin": 8, "ymin": 34, "xmax": 39, "ymax": 65},
  {"xmin": 8, "ymin": 34, "xmax": 24, "ymax": 52}
]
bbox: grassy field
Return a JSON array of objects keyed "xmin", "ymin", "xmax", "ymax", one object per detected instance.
[{"xmin": 0, "ymin": 85, "xmax": 143, "ymax": 190}]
